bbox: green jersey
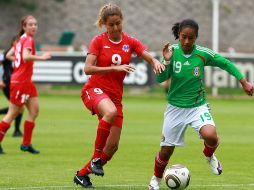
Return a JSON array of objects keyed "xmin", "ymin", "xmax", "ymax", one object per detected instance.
[{"xmin": 156, "ymin": 44, "xmax": 244, "ymax": 108}]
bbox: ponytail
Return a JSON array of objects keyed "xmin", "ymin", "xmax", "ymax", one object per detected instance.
[{"xmin": 172, "ymin": 22, "xmax": 180, "ymax": 40}]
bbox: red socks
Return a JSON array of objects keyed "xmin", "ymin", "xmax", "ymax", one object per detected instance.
[
  {"xmin": 0, "ymin": 120, "xmax": 36, "ymax": 145},
  {"xmin": 77, "ymin": 158, "xmax": 94, "ymax": 176},
  {"xmin": 101, "ymin": 151, "xmax": 111, "ymax": 165},
  {"xmin": 94, "ymin": 119, "xmax": 111, "ymax": 155},
  {"xmin": 23, "ymin": 120, "xmax": 35, "ymax": 146},
  {"xmin": 77, "ymin": 151, "xmax": 112, "ymax": 176},
  {"xmin": 78, "ymin": 119, "xmax": 111, "ymax": 176},
  {"xmin": 203, "ymin": 140, "xmax": 219, "ymax": 157},
  {"xmin": 0, "ymin": 121, "xmax": 10, "ymax": 142},
  {"xmin": 154, "ymin": 152, "xmax": 169, "ymax": 178}
]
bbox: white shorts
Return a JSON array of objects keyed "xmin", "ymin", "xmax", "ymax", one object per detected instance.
[{"xmin": 160, "ymin": 103, "xmax": 215, "ymax": 147}]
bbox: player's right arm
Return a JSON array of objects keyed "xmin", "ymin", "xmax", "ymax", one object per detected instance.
[
  {"xmin": 6, "ymin": 47, "xmax": 15, "ymax": 61},
  {"xmin": 156, "ymin": 59, "xmax": 172, "ymax": 83},
  {"xmin": 162, "ymin": 43, "xmax": 173, "ymax": 62},
  {"xmin": 156, "ymin": 43, "xmax": 173, "ymax": 83}
]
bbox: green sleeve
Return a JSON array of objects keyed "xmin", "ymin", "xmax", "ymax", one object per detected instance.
[
  {"xmin": 207, "ymin": 54, "xmax": 244, "ymax": 80},
  {"xmin": 156, "ymin": 58, "xmax": 172, "ymax": 83}
]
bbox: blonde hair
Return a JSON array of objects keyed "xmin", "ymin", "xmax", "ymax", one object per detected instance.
[{"xmin": 95, "ymin": 3, "xmax": 123, "ymax": 28}]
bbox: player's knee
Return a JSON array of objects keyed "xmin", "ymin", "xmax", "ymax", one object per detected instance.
[
  {"xmin": 8, "ymin": 109, "xmax": 20, "ymax": 121},
  {"xmin": 29, "ymin": 109, "xmax": 39, "ymax": 120},
  {"xmin": 204, "ymin": 133, "xmax": 219, "ymax": 147},
  {"xmin": 201, "ymin": 126, "xmax": 218, "ymax": 143},
  {"xmin": 104, "ymin": 108, "xmax": 117, "ymax": 123}
]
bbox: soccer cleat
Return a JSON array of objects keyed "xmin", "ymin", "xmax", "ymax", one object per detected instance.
[
  {"xmin": 12, "ymin": 130, "xmax": 23, "ymax": 137},
  {"xmin": 74, "ymin": 173, "xmax": 94, "ymax": 188},
  {"xmin": 0, "ymin": 144, "xmax": 5, "ymax": 154},
  {"xmin": 90, "ymin": 158, "xmax": 104, "ymax": 176},
  {"xmin": 148, "ymin": 175, "xmax": 161, "ymax": 190},
  {"xmin": 20, "ymin": 144, "xmax": 40, "ymax": 154},
  {"xmin": 206, "ymin": 154, "xmax": 222, "ymax": 175}
]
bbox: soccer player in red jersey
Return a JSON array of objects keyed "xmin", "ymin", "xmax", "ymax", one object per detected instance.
[
  {"xmin": 0, "ymin": 37, "xmax": 24, "ymax": 138},
  {"xmin": 0, "ymin": 15, "xmax": 51, "ymax": 154},
  {"xmin": 73, "ymin": 3, "xmax": 165, "ymax": 188}
]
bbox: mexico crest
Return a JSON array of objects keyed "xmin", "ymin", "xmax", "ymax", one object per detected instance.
[{"xmin": 193, "ymin": 67, "xmax": 200, "ymax": 77}]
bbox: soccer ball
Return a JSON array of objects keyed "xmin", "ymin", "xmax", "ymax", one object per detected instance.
[{"xmin": 163, "ymin": 164, "xmax": 191, "ymax": 190}]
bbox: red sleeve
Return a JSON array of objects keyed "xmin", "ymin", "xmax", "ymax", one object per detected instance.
[
  {"xmin": 88, "ymin": 35, "xmax": 101, "ymax": 56},
  {"xmin": 23, "ymin": 36, "xmax": 33, "ymax": 50},
  {"xmin": 130, "ymin": 36, "xmax": 146, "ymax": 57}
]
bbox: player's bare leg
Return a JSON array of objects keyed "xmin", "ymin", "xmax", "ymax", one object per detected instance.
[
  {"xmin": 148, "ymin": 146, "xmax": 174, "ymax": 190},
  {"xmin": 0, "ymin": 103, "xmax": 22, "ymax": 154},
  {"xmin": 90, "ymin": 98, "xmax": 117, "ymax": 176},
  {"xmin": 200, "ymin": 125, "xmax": 222, "ymax": 175},
  {"xmin": 20, "ymin": 97, "xmax": 40, "ymax": 154}
]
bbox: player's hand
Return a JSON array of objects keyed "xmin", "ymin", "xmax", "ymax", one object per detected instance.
[
  {"xmin": 114, "ymin": 64, "xmax": 136, "ymax": 73},
  {"xmin": 240, "ymin": 78, "xmax": 253, "ymax": 96},
  {"xmin": 0, "ymin": 80, "xmax": 6, "ymax": 89},
  {"xmin": 152, "ymin": 58, "xmax": 165, "ymax": 74},
  {"xmin": 163, "ymin": 43, "xmax": 173, "ymax": 63},
  {"xmin": 41, "ymin": 52, "xmax": 52, "ymax": 60}
]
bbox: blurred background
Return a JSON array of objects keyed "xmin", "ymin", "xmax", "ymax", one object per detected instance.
[
  {"xmin": 0, "ymin": 0, "xmax": 253, "ymax": 95},
  {"xmin": 0, "ymin": 0, "xmax": 253, "ymax": 52},
  {"xmin": 0, "ymin": 2, "xmax": 253, "ymax": 189}
]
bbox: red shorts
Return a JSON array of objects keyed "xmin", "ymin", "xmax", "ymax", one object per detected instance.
[
  {"xmin": 81, "ymin": 87, "xmax": 123, "ymax": 128},
  {"xmin": 10, "ymin": 82, "xmax": 38, "ymax": 106}
]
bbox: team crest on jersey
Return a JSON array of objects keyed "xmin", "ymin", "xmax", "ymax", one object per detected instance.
[
  {"xmin": 193, "ymin": 67, "xmax": 200, "ymax": 77},
  {"xmin": 122, "ymin": 44, "xmax": 130, "ymax": 52}
]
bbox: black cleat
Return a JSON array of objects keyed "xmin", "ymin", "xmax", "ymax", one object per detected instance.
[
  {"xmin": 74, "ymin": 173, "xmax": 94, "ymax": 188},
  {"xmin": 0, "ymin": 144, "xmax": 5, "ymax": 154},
  {"xmin": 90, "ymin": 158, "xmax": 104, "ymax": 176},
  {"xmin": 20, "ymin": 144, "xmax": 40, "ymax": 154},
  {"xmin": 12, "ymin": 130, "xmax": 23, "ymax": 137}
]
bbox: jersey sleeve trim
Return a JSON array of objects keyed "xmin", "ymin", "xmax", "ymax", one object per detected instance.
[{"xmin": 196, "ymin": 45, "xmax": 215, "ymax": 57}]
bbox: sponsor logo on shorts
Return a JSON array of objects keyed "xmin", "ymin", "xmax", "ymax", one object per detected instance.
[{"xmin": 161, "ymin": 135, "xmax": 165, "ymax": 142}]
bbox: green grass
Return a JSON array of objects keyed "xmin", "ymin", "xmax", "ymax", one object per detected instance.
[{"xmin": 0, "ymin": 92, "xmax": 254, "ymax": 190}]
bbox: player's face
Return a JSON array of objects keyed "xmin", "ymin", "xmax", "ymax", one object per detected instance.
[
  {"xmin": 179, "ymin": 27, "xmax": 197, "ymax": 54},
  {"xmin": 23, "ymin": 17, "xmax": 38, "ymax": 36},
  {"xmin": 105, "ymin": 15, "xmax": 122, "ymax": 42}
]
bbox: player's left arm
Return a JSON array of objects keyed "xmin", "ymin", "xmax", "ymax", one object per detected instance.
[
  {"xmin": 141, "ymin": 50, "xmax": 165, "ymax": 74},
  {"xmin": 208, "ymin": 54, "xmax": 253, "ymax": 96},
  {"xmin": 23, "ymin": 38, "xmax": 51, "ymax": 62},
  {"xmin": 23, "ymin": 48, "xmax": 51, "ymax": 61},
  {"xmin": 239, "ymin": 78, "xmax": 253, "ymax": 96}
]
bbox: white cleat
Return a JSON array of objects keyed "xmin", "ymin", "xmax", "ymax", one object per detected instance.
[
  {"xmin": 206, "ymin": 154, "xmax": 222, "ymax": 175},
  {"xmin": 148, "ymin": 175, "xmax": 161, "ymax": 190}
]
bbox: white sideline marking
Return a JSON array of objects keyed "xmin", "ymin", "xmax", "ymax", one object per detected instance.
[{"xmin": 1, "ymin": 184, "xmax": 254, "ymax": 189}]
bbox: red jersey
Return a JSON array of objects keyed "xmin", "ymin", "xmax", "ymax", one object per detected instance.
[
  {"xmin": 84, "ymin": 32, "xmax": 146, "ymax": 104},
  {"xmin": 11, "ymin": 33, "xmax": 35, "ymax": 83}
]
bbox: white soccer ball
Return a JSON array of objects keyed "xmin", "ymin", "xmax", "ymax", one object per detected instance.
[{"xmin": 163, "ymin": 164, "xmax": 191, "ymax": 190}]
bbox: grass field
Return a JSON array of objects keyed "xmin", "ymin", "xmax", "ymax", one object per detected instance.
[{"xmin": 0, "ymin": 91, "xmax": 254, "ymax": 190}]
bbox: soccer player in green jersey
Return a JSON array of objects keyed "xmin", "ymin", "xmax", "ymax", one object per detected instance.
[{"xmin": 148, "ymin": 19, "xmax": 253, "ymax": 190}]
